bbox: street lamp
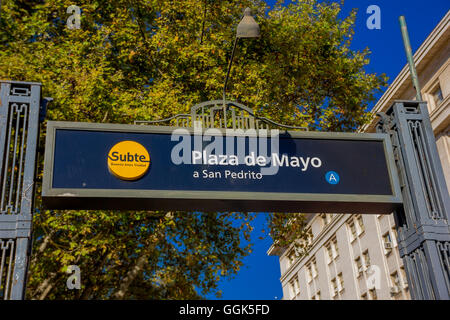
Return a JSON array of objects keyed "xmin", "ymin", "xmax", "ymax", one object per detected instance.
[{"xmin": 223, "ymin": 7, "xmax": 260, "ymax": 105}]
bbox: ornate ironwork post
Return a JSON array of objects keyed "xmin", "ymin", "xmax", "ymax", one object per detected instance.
[
  {"xmin": 0, "ymin": 80, "xmax": 44, "ymax": 299},
  {"xmin": 377, "ymin": 101, "xmax": 450, "ymax": 299}
]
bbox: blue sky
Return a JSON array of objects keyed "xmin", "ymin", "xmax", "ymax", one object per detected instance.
[{"xmin": 206, "ymin": 0, "xmax": 450, "ymax": 300}]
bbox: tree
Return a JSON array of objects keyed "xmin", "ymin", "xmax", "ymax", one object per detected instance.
[{"xmin": 0, "ymin": 0, "xmax": 387, "ymax": 299}]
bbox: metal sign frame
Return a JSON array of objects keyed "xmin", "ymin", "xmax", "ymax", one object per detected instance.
[{"xmin": 42, "ymin": 121, "xmax": 402, "ymax": 214}]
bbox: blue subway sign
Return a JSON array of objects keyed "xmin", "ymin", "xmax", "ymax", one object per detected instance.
[{"xmin": 42, "ymin": 121, "xmax": 402, "ymax": 214}]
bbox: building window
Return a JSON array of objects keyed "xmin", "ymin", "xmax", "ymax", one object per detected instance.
[
  {"xmin": 307, "ymin": 259, "xmax": 318, "ymax": 282},
  {"xmin": 391, "ymin": 271, "xmax": 400, "ymax": 286},
  {"xmin": 369, "ymin": 288, "xmax": 378, "ymax": 300},
  {"xmin": 311, "ymin": 291, "xmax": 321, "ymax": 300},
  {"xmin": 362, "ymin": 250, "xmax": 371, "ymax": 268},
  {"xmin": 306, "ymin": 264, "xmax": 313, "ymax": 283},
  {"xmin": 331, "ymin": 273, "xmax": 344, "ymax": 298},
  {"xmin": 289, "ymin": 275, "xmax": 300, "ymax": 298},
  {"xmin": 325, "ymin": 244, "xmax": 333, "ymax": 264},
  {"xmin": 287, "ymin": 249, "xmax": 296, "ymax": 268},
  {"xmin": 289, "ymin": 281, "xmax": 295, "ymax": 298},
  {"xmin": 320, "ymin": 214, "xmax": 327, "ymax": 227},
  {"xmin": 307, "ymin": 232, "xmax": 313, "ymax": 246},
  {"xmin": 349, "ymin": 222, "xmax": 357, "ymax": 241},
  {"xmin": 390, "ymin": 271, "xmax": 401, "ymax": 296},
  {"xmin": 348, "ymin": 216, "xmax": 365, "ymax": 242},
  {"xmin": 331, "ymin": 278, "xmax": 338, "ymax": 297},
  {"xmin": 355, "ymin": 256, "xmax": 363, "ymax": 275},
  {"xmin": 321, "ymin": 214, "xmax": 332, "ymax": 226},
  {"xmin": 311, "ymin": 259, "xmax": 318, "ymax": 278},
  {"xmin": 332, "ymin": 237, "xmax": 339, "ymax": 258},
  {"xmin": 391, "ymin": 227, "xmax": 398, "ymax": 247},
  {"xmin": 383, "ymin": 232, "xmax": 393, "ymax": 255},
  {"xmin": 400, "ymin": 267, "xmax": 409, "ymax": 290},
  {"xmin": 356, "ymin": 215, "xmax": 365, "ymax": 235},
  {"xmin": 338, "ymin": 273, "xmax": 344, "ymax": 292},
  {"xmin": 325, "ymin": 237, "xmax": 339, "ymax": 264},
  {"xmin": 432, "ymin": 84, "xmax": 444, "ymax": 106},
  {"xmin": 295, "ymin": 276, "xmax": 300, "ymax": 296}
]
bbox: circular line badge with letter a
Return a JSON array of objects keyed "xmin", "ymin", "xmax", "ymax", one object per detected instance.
[{"xmin": 325, "ymin": 171, "xmax": 340, "ymax": 185}]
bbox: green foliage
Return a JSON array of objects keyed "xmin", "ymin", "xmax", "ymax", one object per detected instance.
[{"xmin": 0, "ymin": 0, "xmax": 387, "ymax": 299}]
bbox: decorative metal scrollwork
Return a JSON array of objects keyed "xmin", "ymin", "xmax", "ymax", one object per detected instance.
[{"xmin": 135, "ymin": 100, "xmax": 308, "ymax": 131}]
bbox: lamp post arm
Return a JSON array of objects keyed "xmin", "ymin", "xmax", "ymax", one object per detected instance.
[{"xmin": 223, "ymin": 37, "xmax": 239, "ymax": 105}]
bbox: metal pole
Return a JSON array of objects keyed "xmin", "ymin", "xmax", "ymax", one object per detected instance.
[{"xmin": 399, "ymin": 16, "xmax": 422, "ymax": 101}]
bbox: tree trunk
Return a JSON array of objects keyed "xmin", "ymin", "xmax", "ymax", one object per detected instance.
[
  {"xmin": 30, "ymin": 231, "xmax": 55, "ymax": 267},
  {"xmin": 39, "ymin": 282, "xmax": 54, "ymax": 300},
  {"xmin": 79, "ymin": 250, "xmax": 109, "ymax": 300},
  {"xmin": 113, "ymin": 252, "xmax": 149, "ymax": 299},
  {"xmin": 31, "ymin": 272, "xmax": 56, "ymax": 299}
]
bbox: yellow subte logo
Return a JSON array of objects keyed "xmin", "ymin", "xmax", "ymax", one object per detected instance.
[{"xmin": 107, "ymin": 141, "xmax": 150, "ymax": 181}]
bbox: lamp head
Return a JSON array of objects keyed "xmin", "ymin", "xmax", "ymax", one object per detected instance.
[{"xmin": 236, "ymin": 8, "xmax": 260, "ymax": 38}]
